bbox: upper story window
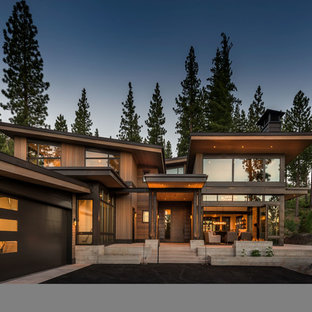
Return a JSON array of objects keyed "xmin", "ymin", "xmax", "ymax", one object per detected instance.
[
  {"xmin": 27, "ymin": 141, "xmax": 61, "ymax": 167},
  {"xmin": 85, "ymin": 149, "xmax": 120, "ymax": 173},
  {"xmin": 203, "ymin": 157, "xmax": 281, "ymax": 182},
  {"xmin": 166, "ymin": 166, "xmax": 184, "ymax": 174}
]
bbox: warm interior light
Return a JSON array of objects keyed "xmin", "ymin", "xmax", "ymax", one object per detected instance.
[
  {"xmin": 270, "ymin": 145, "xmax": 273, "ymax": 148},
  {"xmin": 190, "ymin": 215, "xmax": 192, "ymax": 219},
  {"xmin": 213, "ymin": 145, "xmax": 216, "ymax": 149},
  {"xmin": 241, "ymin": 145, "xmax": 245, "ymax": 149}
]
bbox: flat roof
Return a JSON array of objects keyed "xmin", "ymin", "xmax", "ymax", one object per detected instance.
[
  {"xmin": 187, "ymin": 132, "xmax": 312, "ymax": 172},
  {"xmin": 165, "ymin": 156, "xmax": 187, "ymax": 167},
  {"xmin": 0, "ymin": 152, "xmax": 90, "ymax": 193},
  {"xmin": 0, "ymin": 122, "xmax": 165, "ymax": 172},
  {"xmin": 144, "ymin": 174, "xmax": 207, "ymax": 189}
]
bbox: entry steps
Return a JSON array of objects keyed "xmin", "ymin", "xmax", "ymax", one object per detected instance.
[
  {"xmin": 147, "ymin": 244, "xmax": 203, "ymax": 264},
  {"xmin": 97, "ymin": 254, "xmax": 141, "ymax": 264}
]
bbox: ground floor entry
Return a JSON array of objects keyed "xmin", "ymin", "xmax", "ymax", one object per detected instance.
[{"xmin": 158, "ymin": 202, "xmax": 191, "ymax": 243}]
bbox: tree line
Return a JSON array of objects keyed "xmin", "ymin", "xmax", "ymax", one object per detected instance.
[{"xmin": 1, "ymin": 0, "xmax": 312, "ymax": 213}]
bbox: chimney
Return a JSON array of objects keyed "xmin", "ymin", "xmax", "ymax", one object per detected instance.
[{"xmin": 257, "ymin": 109, "xmax": 285, "ymax": 133}]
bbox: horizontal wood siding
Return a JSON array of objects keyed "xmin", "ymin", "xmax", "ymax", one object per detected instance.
[
  {"xmin": 61, "ymin": 144, "xmax": 85, "ymax": 167},
  {"xmin": 14, "ymin": 137, "xmax": 27, "ymax": 160}
]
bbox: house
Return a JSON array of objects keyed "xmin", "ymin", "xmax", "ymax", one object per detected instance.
[{"xmin": 0, "ymin": 109, "xmax": 311, "ymax": 281}]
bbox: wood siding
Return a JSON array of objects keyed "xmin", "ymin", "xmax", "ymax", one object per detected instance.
[
  {"xmin": 14, "ymin": 137, "xmax": 27, "ymax": 160},
  {"xmin": 119, "ymin": 152, "xmax": 137, "ymax": 185},
  {"xmin": 61, "ymin": 144, "xmax": 85, "ymax": 167},
  {"xmin": 116, "ymin": 194, "xmax": 134, "ymax": 240},
  {"xmin": 193, "ymin": 153, "xmax": 203, "ymax": 174}
]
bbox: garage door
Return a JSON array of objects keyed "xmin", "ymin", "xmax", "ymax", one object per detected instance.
[{"xmin": 0, "ymin": 195, "xmax": 71, "ymax": 282}]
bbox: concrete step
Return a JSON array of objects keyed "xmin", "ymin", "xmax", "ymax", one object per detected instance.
[
  {"xmin": 98, "ymin": 255, "xmax": 141, "ymax": 264},
  {"xmin": 208, "ymin": 255, "xmax": 312, "ymax": 266},
  {"xmin": 273, "ymin": 249, "xmax": 312, "ymax": 257}
]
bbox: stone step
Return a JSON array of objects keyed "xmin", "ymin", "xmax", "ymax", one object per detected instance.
[
  {"xmin": 273, "ymin": 249, "xmax": 312, "ymax": 257},
  {"xmin": 98, "ymin": 255, "xmax": 141, "ymax": 264},
  {"xmin": 208, "ymin": 255, "xmax": 312, "ymax": 266}
]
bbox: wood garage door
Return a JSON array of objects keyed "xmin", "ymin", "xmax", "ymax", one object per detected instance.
[{"xmin": 0, "ymin": 196, "xmax": 71, "ymax": 282}]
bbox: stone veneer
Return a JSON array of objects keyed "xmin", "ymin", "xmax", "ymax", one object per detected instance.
[{"xmin": 234, "ymin": 241, "xmax": 273, "ymax": 256}]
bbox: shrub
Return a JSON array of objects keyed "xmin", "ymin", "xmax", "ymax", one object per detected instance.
[
  {"xmin": 298, "ymin": 211, "xmax": 312, "ymax": 233},
  {"xmin": 265, "ymin": 246, "xmax": 274, "ymax": 257},
  {"xmin": 250, "ymin": 249, "xmax": 261, "ymax": 257},
  {"xmin": 285, "ymin": 219, "xmax": 297, "ymax": 234}
]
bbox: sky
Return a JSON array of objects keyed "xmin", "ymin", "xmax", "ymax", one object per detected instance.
[{"xmin": 1, "ymin": 0, "xmax": 312, "ymax": 155}]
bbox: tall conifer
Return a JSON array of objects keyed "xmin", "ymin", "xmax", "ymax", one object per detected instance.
[
  {"xmin": 206, "ymin": 33, "xmax": 237, "ymax": 132},
  {"xmin": 145, "ymin": 83, "xmax": 166, "ymax": 146},
  {"xmin": 247, "ymin": 85, "xmax": 265, "ymax": 132},
  {"xmin": 174, "ymin": 46, "xmax": 204, "ymax": 156},
  {"xmin": 118, "ymin": 82, "xmax": 142, "ymax": 143},
  {"xmin": 1, "ymin": 0, "xmax": 49, "ymax": 126},
  {"xmin": 71, "ymin": 88, "xmax": 93, "ymax": 135},
  {"xmin": 54, "ymin": 114, "xmax": 68, "ymax": 132},
  {"xmin": 232, "ymin": 101, "xmax": 247, "ymax": 132},
  {"xmin": 283, "ymin": 90, "xmax": 312, "ymax": 216},
  {"xmin": 165, "ymin": 140, "xmax": 173, "ymax": 159}
]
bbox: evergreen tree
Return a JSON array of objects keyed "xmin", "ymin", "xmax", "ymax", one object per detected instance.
[
  {"xmin": 206, "ymin": 33, "xmax": 237, "ymax": 132},
  {"xmin": 165, "ymin": 140, "xmax": 173, "ymax": 159},
  {"xmin": 145, "ymin": 83, "xmax": 166, "ymax": 146},
  {"xmin": 94, "ymin": 128, "xmax": 99, "ymax": 137},
  {"xmin": 247, "ymin": 85, "xmax": 265, "ymax": 132},
  {"xmin": 232, "ymin": 101, "xmax": 247, "ymax": 132},
  {"xmin": 174, "ymin": 46, "xmax": 204, "ymax": 156},
  {"xmin": 118, "ymin": 82, "xmax": 142, "ymax": 143},
  {"xmin": 54, "ymin": 114, "xmax": 68, "ymax": 132},
  {"xmin": 283, "ymin": 90, "xmax": 312, "ymax": 216},
  {"xmin": 71, "ymin": 88, "xmax": 93, "ymax": 135},
  {"xmin": 1, "ymin": 0, "xmax": 49, "ymax": 126}
]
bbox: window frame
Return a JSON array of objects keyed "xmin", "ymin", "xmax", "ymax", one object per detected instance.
[
  {"xmin": 27, "ymin": 140, "xmax": 61, "ymax": 167},
  {"xmin": 85, "ymin": 148, "xmax": 120, "ymax": 173},
  {"xmin": 142, "ymin": 210, "xmax": 149, "ymax": 223}
]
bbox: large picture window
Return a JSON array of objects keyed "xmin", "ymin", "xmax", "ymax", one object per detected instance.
[
  {"xmin": 85, "ymin": 149, "xmax": 120, "ymax": 173},
  {"xmin": 27, "ymin": 141, "xmax": 61, "ymax": 167},
  {"xmin": 77, "ymin": 199, "xmax": 93, "ymax": 244},
  {"xmin": 203, "ymin": 158, "xmax": 232, "ymax": 181}
]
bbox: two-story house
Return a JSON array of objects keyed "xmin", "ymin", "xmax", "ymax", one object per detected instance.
[{"xmin": 0, "ymin": 109, "xmax": 311, "ymax": 281}]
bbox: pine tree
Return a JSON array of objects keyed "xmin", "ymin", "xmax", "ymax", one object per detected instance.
[
  {"xmin": 94, "ymin": 128, "xmax": 99, "ymax": 137},
  {"xmin": 206, "ymin": 33, "xmax": 237, "ymax": 132},
  {"xmin": 71, "ymin": 88, "xmax": 93, "ymax": 135},
  {"xmin": 232, "ymin": 101, "xmax": 247, "ymax": 132},
  {"xmin": 165, "ymin": 140, "xmax": 173, "ymax": 159},
  {"xmin": 174, "ymin": 46, "xmax": 204, "ymax": 156},
  {"xmin": 145, "ymin": 83, "xmax": 166, "ymax": 146},
  {"xmin": 118, "ymin": 82, "xmax": 142, "ymax": 143},
  {"xmin": 54, "ymin": 114, "xmax": 68, "ymax": 132},
  {"xmin": 1, "ymin": 0, "xmax": 49, "ymax": 126},
  {"xmin": 247, "ymin": 85, "xmax": 265, "ymax": 132},
  {"xmin": 283, "ymin": 90, "xmax": 312, "ymax": 216}
]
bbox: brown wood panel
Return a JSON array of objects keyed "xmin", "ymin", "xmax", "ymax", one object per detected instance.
[
  {"xmin": 14, "ymin": 137, "xmax": 27, "ymax": 160},
  {"xmin": 116, "ymin": 194, "xmax": 132, "ymax": 240},
  {"xmin": 136, "ymin": 193, "xmax": 150, "ymax": 239},
  {"xmin": 193, "ymin": 153, "xmax": 203, "ymax": 174},
  {"xmin": 61, "ymin": 144, "xmax": 85, "ymax": 167},
  {"xmin": 120, "ymin": 152, "xmax": 137, "ymax": 184}
]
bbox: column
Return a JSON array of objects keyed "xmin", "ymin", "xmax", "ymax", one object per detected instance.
[
  {"xmin": 153, "ymin": 192, "xmax": 157, "ymax": 239},
  {"xmin": 148, "ymin": 190, "xmax": 152, "ymax": 239}
]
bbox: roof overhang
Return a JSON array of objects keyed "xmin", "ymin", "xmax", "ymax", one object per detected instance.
[
  {"xmin": 0, "ymin": 153, "xmax": 90, "ymax": 193},
  {"xmin": 144, "ymin": 174, "xmax": 207, "ymax": 189},
  {"xmin": 285, "ymin": 187, "xmax": 309, "ymax": 200},
  {"xmin": 0, "ymin": 122, "xmax": 165, "ymax": 173},
  {"xmin": 165, "ymin": 157, "xmax": 187, "ymax": 167},
  {"xmin": 188, "ymin": 133, "xmax": 312, "ymax": 172},
  {"xmin": 52, "ymin": 167, "xmax": 128, "ymax": 189}
]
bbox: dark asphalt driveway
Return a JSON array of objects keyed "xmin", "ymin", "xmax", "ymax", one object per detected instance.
[{"xmin": 42, "ymin": 264, "xmax": 312, "ymax": 284}]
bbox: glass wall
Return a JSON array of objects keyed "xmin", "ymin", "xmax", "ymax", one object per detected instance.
[
  {"xmin": 203, "ymin": 157, "xmax": 281, "ymax": 182},
  {"xmin": 166, "ymin": 167, "xmax": 184, "ymax": 174},
  {"xmin": 268, "ymin": 205, "xmax": 279, "ymax": 236},
  {"xmin": 202, "ymin": 194, "xmax": 280, "ymax": 202},
  {"xmin": 27, "ymin": 141, "xmax": 61, "ymax": 167},
  {"xmin": 77, "ymin": 200, "xmax": 93, "ymax": 244},
  {"xmin": 85, "ymin": 149, "xmax": 120, "ymax": 173},
  {"xmin": 99, "ymin": 189, "xmax": 115, "ymax": 244},
  {"xmin": 203, "ymin": 158, "xmax": 232, "ymax": 181}
]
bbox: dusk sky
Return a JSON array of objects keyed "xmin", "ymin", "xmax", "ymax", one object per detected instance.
[{"xmin": 1, "ymin": 0, "xmax": 312, "ymax": 155}]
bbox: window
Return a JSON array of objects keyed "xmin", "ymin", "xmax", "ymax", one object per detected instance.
[
  {"xmin": 0, "ymin": 241, "xmax": 17, "ymax": 254},
  {"xmin": 268, "ymin": 205, "xmax": 279, "ymax": 236},
  {"xmin": 85, "ymin": 149, "xmax": 120, "ymax": 172},
  {"xmin": 234, "ymin": 159, "xmax": 264, "ymax": 182},
  {"xmin": 265, "ymin": 159, "xmax": 280, "ymax": 182},
  {"xmin": 264, "ymin": 195, "xmax": 280, "ymax": 202},
  {"xmin": 203, "ymin": 158, "xmax": 232, "ymax": 181},
  {"xmin": 0, "ymin": 196, "xmax": 18, "ymax": 211},
  {"xmin": 202, "ymin": 195, "xmax": 217, "ymax": 201},
  {"xmin": 142, "ymin": 211, "xmax": 149, "ymax": 223},
  {"xmin": 27, "ymin": 141, "xmax": 61, "ymax": 167},
  {"xmin": 0, "ymin": 218, "xmax": 18, "ymax": 231},
  {"xmin": 166, "ymin": 167, "xmax": 184, "ymax": 174},
  {"xmin": 77, "ymin": 200, "xmax": 93, "ymax": 244},
  {"xmin": 99, "ymin": 189, "xmax": 115, "ymax": 244}
]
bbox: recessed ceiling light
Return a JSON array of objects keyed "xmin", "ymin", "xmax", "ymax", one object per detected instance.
[
  {"xmin": 270, "ymin": 145, "xmax": 273, "ymax": 148},
  {"xmin": 213, "ymin": 145, "xmax": 216, "ymax": 149},
  {"xmin": 241, "ymin": 145, "xmax": 244, "ymax": 149}
]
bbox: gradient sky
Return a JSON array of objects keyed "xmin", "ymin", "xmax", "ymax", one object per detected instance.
[{"xmin": 1, "ymin": 0, "xmax": 312, "ymax": 155}]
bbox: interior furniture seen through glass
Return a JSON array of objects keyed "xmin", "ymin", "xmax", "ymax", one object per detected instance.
[
  {"xmin": 77, "ymin": 199, "xmax": 93, "ymax": 244},
  {"xmin": 27, "ymin": 141, "xmax": 61, "ymax": 167}
]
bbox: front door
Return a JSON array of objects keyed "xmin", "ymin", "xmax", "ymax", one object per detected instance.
[{"xmin": 171, "ymin": 207, "xmax": 185, "ymax": 242}]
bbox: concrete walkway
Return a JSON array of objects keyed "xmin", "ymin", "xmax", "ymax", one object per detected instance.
[{"xmin": 2, "ymin": 264, "xmax": 89, "ymax": 284}]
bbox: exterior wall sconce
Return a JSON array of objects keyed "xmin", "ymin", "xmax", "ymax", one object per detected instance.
[
  {"xmin": 157, "ymin": 215, "xmax": 159, "ymax": 219},
  {"xmin": 73, "ymin": 218, "xmax": 77, "ymax": 226},
  {"xmin": 190, "ymin": 215, "xmax": 192, "ymax": 219}
]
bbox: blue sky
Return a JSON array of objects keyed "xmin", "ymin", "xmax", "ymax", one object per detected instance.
[{"xmin": 1, "ymin": 0, "xmax": 312, "ymax": 155}]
